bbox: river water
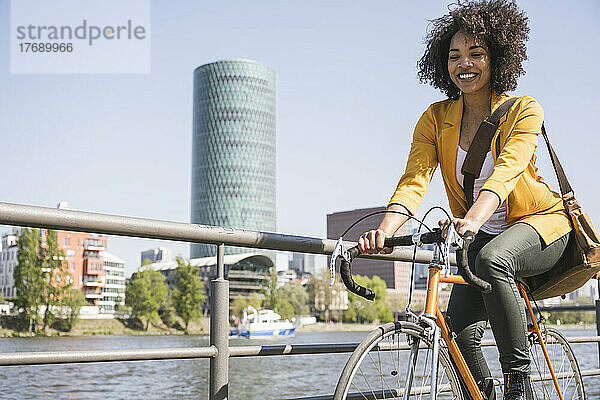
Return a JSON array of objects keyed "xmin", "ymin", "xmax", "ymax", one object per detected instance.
[{"xmin": 0, "ymin": 329, "xmax": 598, "ymax": 399}]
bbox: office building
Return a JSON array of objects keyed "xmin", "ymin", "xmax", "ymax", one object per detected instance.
[
  {"xmin": 289, "ymin": 253, "xmax": 319, "ymax": 276},
  {"xmin": 191, "ymin": 59, "xmax": 276, "ymax": 258},
  {"xmin": 277, "ymin": 269, "xmax": 297, "ymax": 287},
  {"xmin": 141, "ymin": 247, "xmax": 172, "ymax": 265},
  {"xmin": 144, "ymin": 253, "xmax": 273, "ymax": 312}
]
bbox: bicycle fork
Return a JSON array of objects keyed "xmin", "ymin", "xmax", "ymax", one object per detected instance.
[
  {"xmin": 402, "ymin": 315, "xmax": 442, "ymax": 400},
  {"xmin": 430, "ymin": 325, "xmax": 441, "ymax": 400},
  {"xmin": 402, "ymin": 335, "xmax": 420, "ymax": 400},
  {"xmin": 423, "ymin": 315, "xmax": 442, "ymax": 400}
]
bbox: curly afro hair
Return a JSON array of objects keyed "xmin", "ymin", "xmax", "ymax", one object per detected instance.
[{"xmin": 418, "ymin": 0, "xmax": 529, "ymax": 99}]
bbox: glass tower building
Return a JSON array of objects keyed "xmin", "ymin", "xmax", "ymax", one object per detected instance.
[{"xmin": 191, "ymin": 60, "xmax": 276, "ymax": 258}]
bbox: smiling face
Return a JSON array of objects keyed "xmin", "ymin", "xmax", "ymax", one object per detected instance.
[{"xmin": 447, "ymin": 30, "xmax": 492, "ymax": 96}]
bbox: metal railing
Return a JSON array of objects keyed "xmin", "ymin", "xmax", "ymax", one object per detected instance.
[{"xmin": 0, "ymin": 201, "xmax": 599, "ymax": 400}]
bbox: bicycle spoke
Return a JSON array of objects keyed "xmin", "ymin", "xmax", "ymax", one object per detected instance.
[
  {"xmin": 550, "ymin": 339, "xmax": 574, "ymax": 399},
  {"xmin": 358, "ymin": 364, "xmax": 377, "ymax": 399},
  {"xmin": 569, "ymin": 389, "xmax": 579, "ymax": 400},
  {"xmin": 350, "ymin": 380, "xmax": 371, "ymax": 400},
  {"xmin": 367, "ymin": 351, "xmax": 395, "ymax": 398},
  {"xmin": 383, "ymin": 336, "xmax": 395, "ymax": 398},
  {"xmin": 558, "ymin": 345, "xmax": 576, "ymax": 396},
  {"xmin": 531, "ymin": 338, "xmax": 553, "ymax": 399},
  {"xmin": 562, "ymin": 371, "xmax": 575, "ymax": 398},
  {"xmin": 555, "ymin": 342, "xmax": 569, "ymax": 385},
  {"xmin": 389, "ymin": 335, "xmax": 400, "ymax": 395},
  {"xmin": 528, "ymin": 329, "xmax": 584, "ymax": 400},
  {"xmin": 545, "ymin": 340, "xmax": 559, "ymax": 399},
  {"xmin": 375, "ymin": 348, "xmax": 386, "ymax": 399},
  {"xmin": 405, "ymin": 336, "xmax": 420, "ymax": 399},
  {"xmin": 418, "ymin": 346, "xmax": 431, "ymax": 400}
]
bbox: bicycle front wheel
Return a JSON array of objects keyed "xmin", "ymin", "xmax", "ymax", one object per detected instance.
[
  {"xmin": 334, "ymin": 321, "xmax": 464, "ymax": 399},
  {"xmin": 529, "ymin": 327, "xmax": 586, "ymax": 400}
]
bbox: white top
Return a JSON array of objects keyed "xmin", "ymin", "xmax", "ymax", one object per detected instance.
[{"xmin": 456, "ymin": 147, "xmax": 509, "ymax": 235}]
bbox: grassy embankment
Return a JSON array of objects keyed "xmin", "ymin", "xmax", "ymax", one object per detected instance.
[{"xmin": 0, "ymin": 316, "xmax": 210, "ymax": 337}]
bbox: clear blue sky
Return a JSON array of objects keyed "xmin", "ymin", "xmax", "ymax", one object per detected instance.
[{"xmin": 1, "ymin": 0, "xmax": 599, "ymax": 277}]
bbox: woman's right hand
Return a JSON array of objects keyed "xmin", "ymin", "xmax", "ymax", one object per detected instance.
[
  {"xmin": 438, "ymin": 218, "xmax": 452, "ymax": 239},
  {"xmin": 357, "ymin": 229, "xmax": 394, "ymax": 254}
]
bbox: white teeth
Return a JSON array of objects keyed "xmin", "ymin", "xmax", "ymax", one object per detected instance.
[{"xmin": 459, "ymin": 73, "xmax": 476, "ymax": 79}]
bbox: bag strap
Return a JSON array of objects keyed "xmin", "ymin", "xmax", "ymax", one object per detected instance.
[
  {"xmin": 462, "ymin": 97, "xmax": 518, "ymax": 208},
  {"xmin": 540, "ymin": 123, "xmax": 574, "ymax": 197}
]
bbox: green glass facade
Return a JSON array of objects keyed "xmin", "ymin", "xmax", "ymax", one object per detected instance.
[{"xmin": 191, "ymin": 60, "xmax": 276, "ymax": 258}]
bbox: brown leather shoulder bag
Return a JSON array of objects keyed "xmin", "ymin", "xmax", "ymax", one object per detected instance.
[
  {"xmin": 522, "ymin": 123, "xmax": 600, "ymax": 300},
  {"xmin": 463, "ymin": 98, "xmax": 600, "ymax": 300}
]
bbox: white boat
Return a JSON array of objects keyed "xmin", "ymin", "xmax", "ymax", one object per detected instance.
[{"xmin": 234, "ymin": 306, "xmax": 296, "ymax": 338}]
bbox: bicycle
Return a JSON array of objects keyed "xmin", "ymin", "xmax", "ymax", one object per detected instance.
[{"xmin": 329, "ymin": 215, "xmax": 585, "ymax": 400}]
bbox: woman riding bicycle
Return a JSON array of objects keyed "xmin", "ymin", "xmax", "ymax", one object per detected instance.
[{"xmin": 358, "ymin": 1, "xmax": 572, "ymax": 399}]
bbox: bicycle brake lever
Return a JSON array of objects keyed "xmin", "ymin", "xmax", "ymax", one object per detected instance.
[
  {"xmin": 442, "ymin": 225, "xmax": 465, "ymax": 277},
  {"xmin": 447, "ymin": 224, "xmax": 464, "ymax": 251},
  {"xmin": 441, "ymin": 240, "xmax": 451, "ymax": 277},
  {"xmin": 330, "ymin": 237, "xmax": 344, "ymax": 286},
  {"xmin": 441, "ymin": 226, "xmax": 453, "ymax": 276}
]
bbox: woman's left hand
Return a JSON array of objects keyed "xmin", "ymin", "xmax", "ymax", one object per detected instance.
[
  {"xmin": 451, "ymin": 217, "xmax": 482, "ymax": 236},
  {"xmin": 447, "ymin": 190, "xmax": 499, "ymax": 237}
]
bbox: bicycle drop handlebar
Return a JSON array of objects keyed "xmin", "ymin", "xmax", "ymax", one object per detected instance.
[
  {"xmin": 338, "ymin": 228, "xmax": 491, "ymax": 301},
  {"xmin": 449, "ymin": 230, "xmax": 492, "ymax": 295}
]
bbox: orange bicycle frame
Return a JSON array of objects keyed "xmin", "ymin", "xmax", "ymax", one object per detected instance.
[{"xmin": 421, "ymin": 267, "xmax": 564, "ymax": 400}]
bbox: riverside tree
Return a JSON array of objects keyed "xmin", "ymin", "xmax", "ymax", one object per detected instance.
[
  {"xmin": 61, "ymin": 288, "xmax": 87, "ymax": 331},
  {"xmin": 231, "ymin": 293, "xmax": 263, "ymax": 321},
  {"xmin": 126, "ymin": 266, "xmax": 168, "ymax": 330},
  {"xmin": 262, "ymin": 268, "xmax": 294, "ymax": 320},
  {"xmin": 172, "ymin": 257, "xmax": 206, "ymax": 330},
  {"xmin": 263, "ymin": 268, "xmax": 279, "ymax": 311},
  {"xmin": 344, "ymin": 275, "xmax": 393, "ymax": 323},
  {"xmin": 40, "ymin": 230, "xmax": 71, "ymax": 331},
  {"xmin": 13, "ymin": 228, "xmax": 72, "ymax": 333},
  {"xmin": 279, "ymin": 283, "xmax": 309, "ymax": 316},
  {"xmin": 14, "ymin": 228, "xmax": 45, "ymax": 333},
  {"xmin": 307, "ymin": 269, "xmax": 333, "ymax": 322}
]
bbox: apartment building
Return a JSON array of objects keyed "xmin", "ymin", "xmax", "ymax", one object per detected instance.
[
  {"xmin": 1, "ymin": 225, "xmax": 125, "ymax": 315},
  {"xmin": 99, "ymin": 252, "xmax": 126, "ymax": 313},
  {"xmin": 0, "ymin": 229, "xmax": 19, "ymax": 298}
]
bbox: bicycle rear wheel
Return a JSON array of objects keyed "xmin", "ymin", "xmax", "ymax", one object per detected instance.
[
  {"xmin": 528, "ymin": 327, "xmax": 586, "ymax": 400},
  {"xmin": 334, "ymin": 321, "xmax": 464, "ymax": 399}
]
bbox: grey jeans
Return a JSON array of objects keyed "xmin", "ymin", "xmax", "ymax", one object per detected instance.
[{"xmin": 446, "ymin": 223, "xmax": 570, "ymax": 391}]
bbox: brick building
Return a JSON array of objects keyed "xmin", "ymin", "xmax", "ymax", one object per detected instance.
[{"xmin": 42, "ymin": 230, "xmax": 125, "ymax": 311}]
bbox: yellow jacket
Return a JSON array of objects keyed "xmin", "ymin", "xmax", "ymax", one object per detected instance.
[{"xmin": 388, "ymin": 93, "xmax": 571, "ymax": 245}]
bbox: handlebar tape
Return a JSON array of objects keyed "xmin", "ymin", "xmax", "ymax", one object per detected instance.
[
  {"xmin": 339, "ymin": 246, "xmax": 376, "ymax": 301},
  {"xmin": 455, "ymin": 231, "xmax": 492, "ymax": 294},
  {"xmin": 383, "ymin": 236, "xmax": 413, "ymax": 247},
  {"xmin": 384, "ymin": 229, "xmax": 442, "ymax": 248}
]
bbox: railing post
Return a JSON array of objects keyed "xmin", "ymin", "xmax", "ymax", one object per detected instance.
[{"xmin": 210, "ymin": 243, "xmax": 229, "ymax": 400}]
